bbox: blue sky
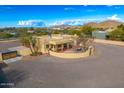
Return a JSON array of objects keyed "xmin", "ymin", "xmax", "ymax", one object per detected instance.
[{"xmin": 0, "ymin": 5, "xmax": 124, "ymax": 27}]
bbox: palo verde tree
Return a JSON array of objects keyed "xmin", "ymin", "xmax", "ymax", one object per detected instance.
[
  {"xmin": 19, "ymin": 32, "xmax": 40, "ymax": 56},
  {"xmin": 78, "ymin": 33, "xmax": 94, "ymax": 51}
]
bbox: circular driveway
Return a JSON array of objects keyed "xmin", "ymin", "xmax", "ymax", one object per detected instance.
[{"xmin": 1, "ymin": 43, "xmax": 124, "ymax": 88}]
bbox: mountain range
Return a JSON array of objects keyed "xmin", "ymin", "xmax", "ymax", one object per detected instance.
[
  {"xmin": 84, "ymin": 20, "xmax": 123, "ymax": 30},
  {"xmin": 51, "ymin": 20, "xmax": 124, "ymax": 31}
]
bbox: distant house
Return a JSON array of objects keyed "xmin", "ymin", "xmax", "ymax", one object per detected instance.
[
  {"xmin": 92, "ymin": 30, "xmax": 107, "ymax": 40},
  {"xmin": 27, "ymin": 30, "xmax": 34, "ymax": 33},
  {"xmin": 51, "ymin": 28, "xmax": 61, "ymax": 30},
  {"xmin": 10, "ymin": 32, "xmax": 16, "ymax": 35}
]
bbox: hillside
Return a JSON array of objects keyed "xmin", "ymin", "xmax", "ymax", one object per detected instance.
[{"xmin": 85, "ymin": 20, "xmax": 124, "ymax": 30}]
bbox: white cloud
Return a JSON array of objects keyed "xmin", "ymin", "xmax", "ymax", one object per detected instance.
[
  {"xmin": 107, "ymin": 14, "xmax": 121, "ymax": 21},
  {"xmin": 106, "ymin": 5, "xmax": 121, "ymax": 9},
  {"xmin": 86, "ymin": 9, "xmax": 96, "ymax": 12},
  {"xmin": 51, "ymin": 18, "xmax": 103, "ymax": 26},
  {"xmin": 114, "ymin": 6, "xmax": 121, "ymax": 9},
  {"xmin": 83, "ymin": 5, "xmax": 88, "ymax": 7},
  {"xmin": 17, "ymin": 17, "xmax": 105, "ymax": 27},
  {"xmin": 52, "ymin": 19, "xmax": 83, "ymax": 26},
  {"xmin": 106, "ymin": 5, "xmax": 113, "ymax": 7},
  {"xmin": 64, "ymin": 7, "xmax": 75, "ymax": 11},
  {"xmin": 17, "ymin": 20, "xmax": 46, "ymax": 27}
]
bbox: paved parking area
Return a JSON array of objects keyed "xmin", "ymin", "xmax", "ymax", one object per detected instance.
[
  {"xmin": 0, "ymin": 40, "xmax": 21, "ymax": 49},
  {"xmin": 0, "ymin": 43, "xmax": 124, "ymax": 88}
]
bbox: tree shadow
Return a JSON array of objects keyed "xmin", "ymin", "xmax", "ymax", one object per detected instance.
[
  {"xmin": 0, "ymin": 63, "xmax": 28, "ymax": 88},
  {"xmin": 0, "ymin": 63, "xmax": 10, "ymax": 88}
]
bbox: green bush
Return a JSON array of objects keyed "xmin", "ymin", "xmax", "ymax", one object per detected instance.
[
  {"xmin": 109, "ymin": 24, "xmax": 124, "ymax": 41},
  {"xmin": 0, "ymin": 32, "xmax": 14, "ymax": 39}
]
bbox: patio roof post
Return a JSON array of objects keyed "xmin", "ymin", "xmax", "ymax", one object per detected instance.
[
  {"xmin": 50, "ymin": 44, "xmax": 53, "ymax": 51},
  {"xmin": 0, "ymin": 53, "xmax": 2, "ymax": 61},
  {"xmin": 53, "ymin": 45, "xmax": 55, "ymax": 51},
  {"xmin": 49, "ymin": 44, "xmax": 51, "ymax": 49},
  {"xmin": 61, "ymin": 44, "xmax": 64, "ymax": 51},
  {"xmin": 55, "ymin": 45, "xmax": 57, "ymax": 52},
  {"xmin": 67, "ymin": 43, "xmax": 70, "ymax": 49}
]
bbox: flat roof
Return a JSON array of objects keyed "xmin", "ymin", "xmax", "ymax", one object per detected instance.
[
  {"xmin": 49, "ymin": 38, "xmax": 73, "ymax": 45},
  {"xmin": 36, "ymin": 34, "xmax": 77, "ymax": 45}
]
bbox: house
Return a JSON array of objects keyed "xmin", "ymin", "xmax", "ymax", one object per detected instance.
[{"xmin": 35, "ymin": 34, "xmax": 78, "ymax": 53}]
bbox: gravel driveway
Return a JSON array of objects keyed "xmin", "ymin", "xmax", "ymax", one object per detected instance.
[{"xmin": 1, "ymin": 43, "xmax": 124, "ymax": 88}]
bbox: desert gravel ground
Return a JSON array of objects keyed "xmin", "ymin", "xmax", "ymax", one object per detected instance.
[{"xmin": 0, "ymin": 43, "xmax": 124, "ymax": 88}]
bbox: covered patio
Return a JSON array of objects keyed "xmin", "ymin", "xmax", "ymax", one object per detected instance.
[{"xmin": 47, "ymin": 39, "xmax": 74, "ymax": 52}]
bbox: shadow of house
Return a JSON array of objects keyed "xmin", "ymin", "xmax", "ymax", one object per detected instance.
[
  {"xmin": 5, "ymin": 69, "xmax": 28, "ymax": 87},
  {"xmin": 0, "ymin": 63, "xmax": 28, "ymax": 88},
  {"xmin": 0, "ymin": 63, "xmax": 10, "ymax": 88}
]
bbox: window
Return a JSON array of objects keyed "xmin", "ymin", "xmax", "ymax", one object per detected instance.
[{"xmin": 46, "ymin": 44, "xmax": 49, "ymax": 49}]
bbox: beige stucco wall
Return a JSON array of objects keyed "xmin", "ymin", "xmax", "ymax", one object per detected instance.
[
  {"xmin": 17, "ymin": 48, "xmax": 32, "ymax": 56},
  {"xmin": 50, "ymin": 46, "xmax": 94, "ymax": 59},
  {"xmin": 8, "ymin": 46, "xmax": 32, "ymax": 56},
  {"xmin": 0, "ymin": 53, "xmax": 2, "ymax": 61},
  {"xmin": 39, "ymin": 43, "xmax": 48, "ymax": 54}
]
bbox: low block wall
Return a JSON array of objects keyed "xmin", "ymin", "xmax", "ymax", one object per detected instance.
[
  {"xmin": 8, "ymin": 46, "xmax": 32, "ymax": 56},
  {"xmin": 94, "ymin": 39, "xmax": 124, "ymax": 46},
  {"xmin": 17, "ymin": 48, "xmax": 32, "ymax": 56},
  {"xmin": 0, "ymin": 53, "xmax": 2, "ymax": 61},
  {"xmin": 50, "ymin": 47, "xmax": 94, "ymax": 59}
]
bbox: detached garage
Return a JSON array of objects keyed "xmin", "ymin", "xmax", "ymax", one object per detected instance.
[{"xmin": 92, "ymin": 30, "xmax": 107, "ymax": 40}]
